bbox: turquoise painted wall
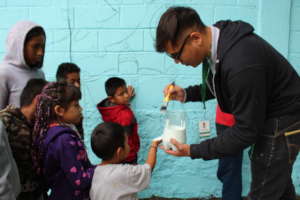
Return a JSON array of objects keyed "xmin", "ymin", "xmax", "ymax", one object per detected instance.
[{"xmin": 0, "ymin": 0, "xmax": 299, "ymax": 198}]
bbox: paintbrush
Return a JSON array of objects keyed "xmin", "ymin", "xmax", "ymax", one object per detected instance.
[{"xmin": 160, "ymin": 81, "xmax": 175, "ymax": 112}]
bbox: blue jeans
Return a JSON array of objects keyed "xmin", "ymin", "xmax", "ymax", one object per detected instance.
[
  {"xmin": 217, "ymin": 152, "xmax": 243, "ymax": 200},
  {"xmin": 216, "ymin": 124, "xmax": 243, "ymax": 200}
]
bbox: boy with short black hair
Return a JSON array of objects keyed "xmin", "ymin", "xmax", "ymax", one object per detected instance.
[
  {"xmin": 56, "ymin": 62, "xmax": 81, "ymax": 88},
  {"xmin": 97, "ymin": 77, "xmax": 140, "ymax": 164},
  {"xmin": 0, "ymin": 78, "xmax": 47, "ymax": 200},
  {"xmin": 89, "ymin": 122, "xmax": 161, "ymax": 200}
]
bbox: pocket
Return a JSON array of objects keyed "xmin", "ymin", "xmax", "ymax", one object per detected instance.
[{"xmin": 277, "ymin": 121, "xmax": 300, "ymax": 163}]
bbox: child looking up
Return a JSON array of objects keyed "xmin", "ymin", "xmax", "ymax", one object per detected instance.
[
  {"xmin": 97, "ymin": 77, "xmax": 140, "ymax": 164},
  {"xmin": 89, "ymin": 122, "xmax": 161, "ymax": 200},
  {"xmin": 33, "ymin": 82, "xmax": 95, "ymax": 200}
]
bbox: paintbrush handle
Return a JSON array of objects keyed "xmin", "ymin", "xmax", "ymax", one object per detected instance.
[
  {"xmin": 164, "ymin": 83, "xmax": 175, "ymax": 102},
  {"xmin": 165, "ymin": 82, "xmax": 175, "ymax": 101}
]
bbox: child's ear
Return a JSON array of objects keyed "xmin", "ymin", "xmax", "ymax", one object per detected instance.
[
  {"xmin": 116, "ymin": 146, "xmax": 124, "ymax": 160},
  {"xmin": 54, "ymin": 105, "xmax": 65, "ymax": 117}
]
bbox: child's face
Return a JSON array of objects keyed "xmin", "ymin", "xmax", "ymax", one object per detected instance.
[
  {"xmin": 66, "ymin": 72, "xmax": 81, "ymax": 89},
  {"xmin": 110, "ymin": 86, "xmax": 130, "ymax": 105},
  {"xmin": 59, "ymin": 100, "xmax": 82, "ymax": 124},
  {"xmin": 24, "ymin": 34, "xmax": 45, "ymax": 69}
]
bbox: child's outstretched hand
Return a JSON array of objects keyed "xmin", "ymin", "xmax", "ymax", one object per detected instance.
[
  {"xmin": 151, "ymin": 138, "xmax": 162, "ymax": 148},
  {"xmin": 127, "ymin": 85, "xmax": 135, "ymax": 100}
]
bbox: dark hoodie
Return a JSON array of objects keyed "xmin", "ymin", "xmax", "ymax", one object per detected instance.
[
  {"xmin": 97, "ymin": 98, "xmax": 140, "ymax": 163},
  {"xmin": 185, "ymin": 20, "xmax": 300, "ymax": 160}
]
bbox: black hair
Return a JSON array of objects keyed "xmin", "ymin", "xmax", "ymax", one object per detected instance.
[
  {"xmin": 91, "ymin": 122, "xmax": 125, "ymax": 161},
  {"xmin": 56, "ymin": 62, "xmax": 81, "ymax": 82},
  {"xmin": 24, "ymin": 26, "xmax": 46, "ymax": 45},
  {"xmin": 20, "ymin": 78, "xmax": 47, "ymax": 107},
  {"xmin": 155, "ymin": 6, "xmax": 206, "ymax": 52},
  {"xmin": 105, "ymin": 77, "xmax": 126, "ymax": 97}
]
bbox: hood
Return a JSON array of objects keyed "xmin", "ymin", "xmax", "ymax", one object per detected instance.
[
  {"xmin": 43, "ymin": 126, "xmax": 75, "ymax": 147},
  {"xmin": 214, "ymin": 20, "xmax": 254, "ymax": 61},
  {"xmin": 97, "ymin": 98, "xmax": 128, "ymax": 122},
  {"xmin": 3, "ymin": 20, "xmax": 44, "ymax": 70}
]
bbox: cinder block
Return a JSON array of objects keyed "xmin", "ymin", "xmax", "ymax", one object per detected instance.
[
  {"xmin": 74, "ymin": 6, "xmax": 120, "ymax": 28},
  {"xmin": 0, "ymin": 8, "xmax": 29, "ymax": 28},
  {"xmin": 135, "ymin": 53, "xmax": 165, "ymax": 74},
  {"xmin": 99, "ymin": 30, "xmax": 143, "ymax": 52},
  {"xmin": 289, "ymin": 32, "xmax": 300, "ymax": 53},
  {"xmin": 42, "ymin": 52, "xmax": 70, "ymax": 80},
  {"xmin": 118, "ymin": 52, "xmax": 165, "ymax": 75},
  {"xmin": 193, "ymin": 5, "xmax": 215, "ymax": 25},
  {"xmin": 118, "ymin": 53, "xmax": 139, "ymax": 74},
  {"xmin": 164, "ymin": 56, "xmax": 202, "ymax": 75},
  {"xmin": 116, "ymin": 52, "xmax": 165, "ymax": 75},
  {"xmin": 29, "ymin": 0, "xmax": 51, "ymax": 6},
  {"xmin": 120, "ymin": 0, "xmax": 143, "ymax": 4},
  {"xmin": 215, "ymin": 0, "xmax": 237, "ymax": 5},
  {"xmin": 71, "ymin": 53, "xmax": 119, "ymax": 75},
  {"xmin": 214, "ymin": 6, "xmax": 257, "ymax": 27},
  {"xmin": 293, "ymin": 0, "xmax": 300, "ymax": 6},
  {"xmin": 291, "ymin": 7, "xmax": 300, "ymax": 30},
  {"xmin": 120, "ymin": 5, "xmax": 146, "ymax": 28},
  {"xmin": 143, "ymin": 29, "xmax": 156, "ymax": 52},
  {"xmin": 72, "ymin": 30, "xmax": 98, "ymax": 52},
  {"xmin": 120, "ymin": 4, "xmax": 167, "ymax": 28},
  {"xmin": 135, "ymin": 76, "xmax": 167, "ymax": 110},
  {"xmin": 52, "ymin": 30, "xmax": 69, "ymax": 52},
  {"xmin": 68, "ymin": 0, "xmax": 98, "ymax": 6},
  {"xmin": 0, "ymin": 0, "xmax": 5, "ymax": 6},
  {"xmin": 237, "ymin": 0, "xmax": 257, "ymax": 6},
  {"xmin": 44, "ymin": 29, "xmax": 55, "ymax": 52},
  {"xmin": 29, "ymin": 7, "xmax": 72, "ymax": 29},
  {"xmin": 54, "ymin": 29, "xmax": 98, "ymax": 52},
  {"xmin": 6, "ymin": 0, "xmax": 45, "ymax": 6},
  {"xmin": 98, "ymin": 0, "xmax": 122, "ymax": 5}
]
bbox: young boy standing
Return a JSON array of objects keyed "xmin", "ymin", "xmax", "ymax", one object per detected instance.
[
  {"xmin": 97, "ymin": 77, "xmax": 140, "ymax": 164},
  {"xmin": 89, "ymin": 122, "xmax": 161, "ymax": 200}
]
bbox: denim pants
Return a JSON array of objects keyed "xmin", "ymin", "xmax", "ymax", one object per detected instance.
[
  {"xmin": 248, "ymin": 116, "xmax": 300, "ymax": 200},
  {"xmin": 217, "ymin": 152, "xmax": 243, "ymax": 200},
  {"xmin": 216, "ymin": 124, "xmax": 243, "ymax": 200}
]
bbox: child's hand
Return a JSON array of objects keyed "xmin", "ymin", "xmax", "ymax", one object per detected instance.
[
  {"xmin": 127, "ymin": 85, "xmax": 135, "ymax": 100},
  {"xmin": 151, "ymin": 138, "xmax": 162, "ymax": 148}
]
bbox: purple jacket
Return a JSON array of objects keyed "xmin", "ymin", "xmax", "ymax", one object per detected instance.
[{"xmin": 41, "ymin": 125, "xmax": 95, "ymax": 200}]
